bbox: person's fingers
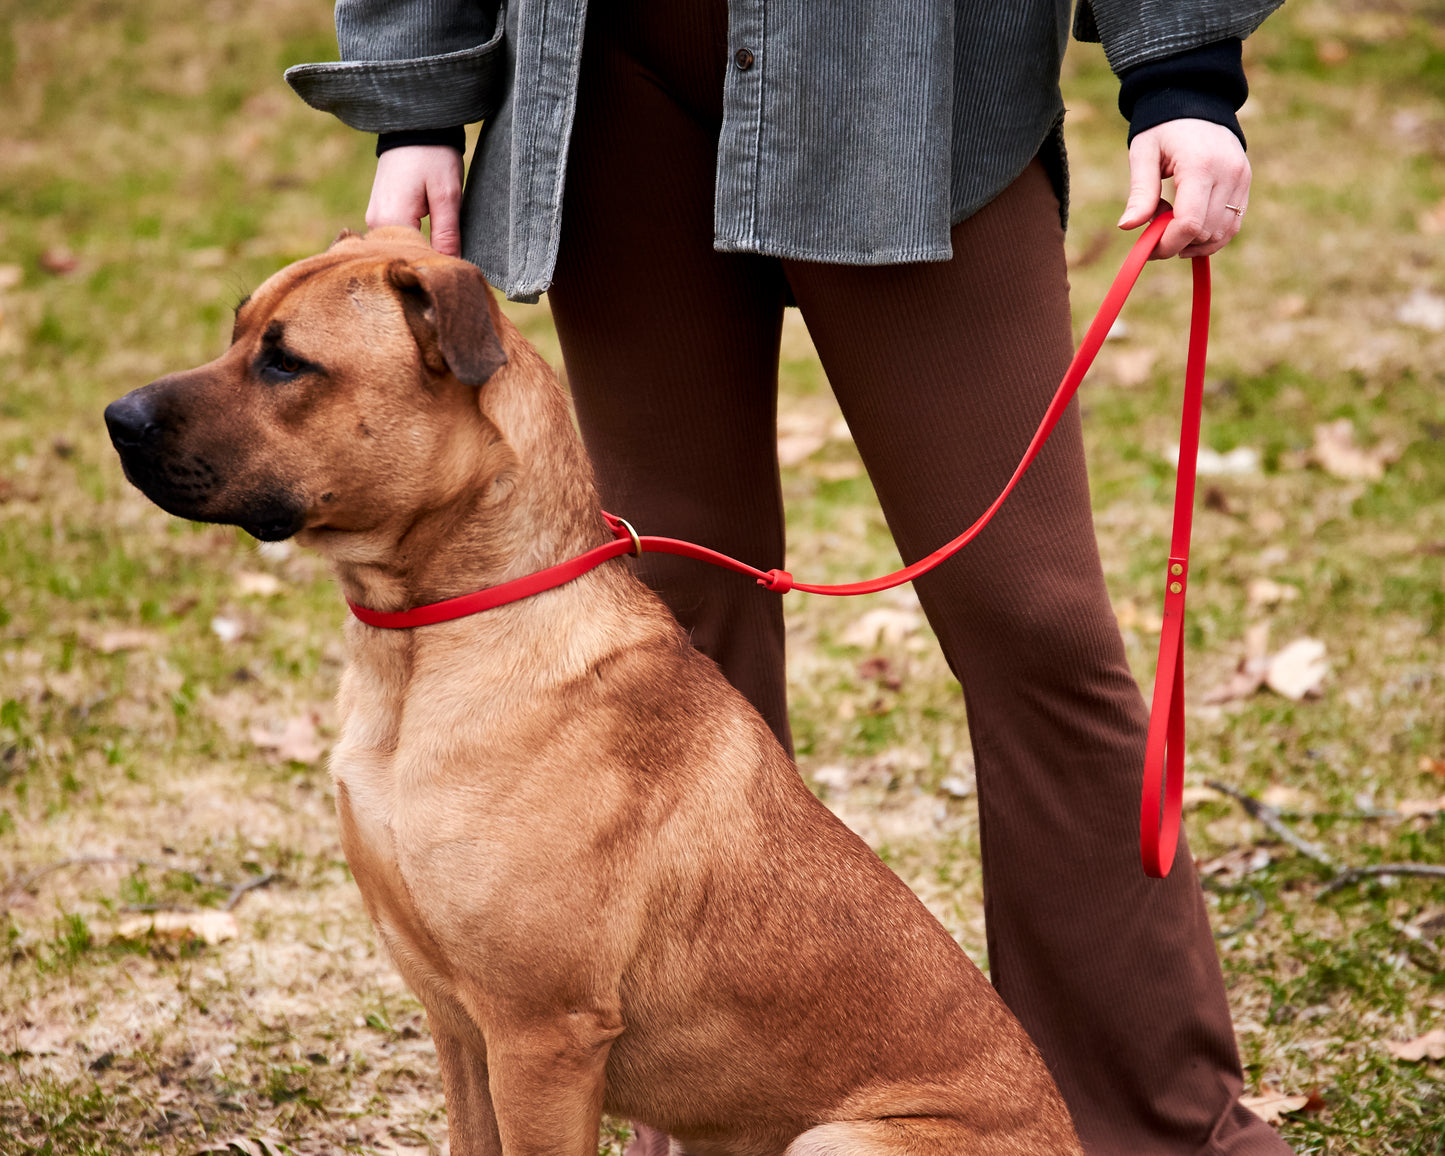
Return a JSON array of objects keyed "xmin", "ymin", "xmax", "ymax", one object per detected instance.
[
  {"xmin": 364, "ymin": 147, "xmax": 465, "ymax": 251},
  {"xmin": 1118, "ymin": 132, "xmax": 1164, "ymax": 231},
  {"xmin": 1152, "ymin": 150, "xmax": 1220, "ymax": 259},
  {"xmin": 1179, "ymin": 161, "xmax": 1251, "ymax": 259},
  {"xmin": 425, "ymin": 174, "xmax": 463, "ymax": 256}
]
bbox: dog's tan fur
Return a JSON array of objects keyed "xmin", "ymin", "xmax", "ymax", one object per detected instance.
[{"xmin": 107, "ymin": 229, "xmax": 1082, "ymax": 1156}]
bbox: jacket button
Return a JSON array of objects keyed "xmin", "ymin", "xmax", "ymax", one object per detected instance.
[{"xmin": 734, "ymin": 47, "xmax": 755, "ymax": 70}]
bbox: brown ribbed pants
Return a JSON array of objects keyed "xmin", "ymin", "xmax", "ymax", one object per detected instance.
[{"xmin": 546, "ymin": 3, "xmax": 1290, "ymax": 1153}]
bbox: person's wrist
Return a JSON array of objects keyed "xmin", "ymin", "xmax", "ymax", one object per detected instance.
[
  {"xmin": 1118, "ymin": 39, "xmax": 1248, "ymax": 149},
  {"xmin": 376, "ymin": 127, "xmax": 467, "ymax": 157}
]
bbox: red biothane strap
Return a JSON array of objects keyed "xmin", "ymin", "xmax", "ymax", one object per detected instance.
[{"xmin": 348, "ymin": 212, "xmax": 1206, "ymax": 877}]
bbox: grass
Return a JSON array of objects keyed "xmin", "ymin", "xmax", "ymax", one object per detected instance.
[{"xmin": 1, "ymin": 0, "xmax": 1444, "ymax": 1151}]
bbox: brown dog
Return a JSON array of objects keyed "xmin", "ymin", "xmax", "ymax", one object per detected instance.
[{"xmin": 105, "ymin": 228, "xmax": 1082, "ymax": 1156}]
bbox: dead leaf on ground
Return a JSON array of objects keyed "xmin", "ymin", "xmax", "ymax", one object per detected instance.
[
  {"xmin": 839, "ymin": 608, "xmax": 923, "ymax": 649},
  {"xmin": 1114, "ymin": 600, "xmax": 1163, "ymax": 633},
  {"xmin": 856, "ymin": 655, "xmax": 903, "ymax": 690},
  {"xmin": 1311, "ymin": 418, "xmax": 1400, "ymax": 481},
  {"xmin": 1241, "ymin": 1088, "xmax": 1315, "ymax": 1125},
  {"xmin": 249, "ymin": 712, "xmax": 325, "ymax": 763},
  {"xmin": 1386, "ymin": 1028, "xmax": 1445, "ymax": 1063},
  {"xmin": 776, "ymin": 432, "xmax": 827, "ymax": 467},
  {"xmin": 115, "ymin": 910, "xmax": 239, "ymax": 946},
  {"xmin": 1397, "ymin": 289, "xmax": 1445, "ymax": 333},
  {"xmin": 1265, "ymin": 637, "xmax": 1328, "ymax": 700},
  {"xmin": 1199, "ymin": 846, "xmax": 1272, "ymax": 882},
  {"xmin": 1396, "ymin": 797, "xmax": 1445, "ymax": 818},
  {"xmin": 234, "ymin": 571, "xmax": 282, "ymax": 597},
  {"xmin": 1166, "ymin": 443, "xmax": 1260, "ymax": 476},
  {"xmin": 1419, "ymin": 755, "xmax": 1445, "ymax": 777},
  {"xmin": 211, "ymin": 615, "xmax": 247, "ymax": 643},
  {"xmin": 39, "ymin": 247, "xmax": 79, "ymax": 275},
  {"xmin": 1246, "ymin": 578, "xmax": 1300, "ymax": 611},
  {"xmin": 1203, "ymin": 623, "xmax": 1271, "ymax": 703},
  {"xmin": 1420, "ymin": 197, "xmax": 1445, "ymax": 235},
  {"xmin": 80, "ymin": 626, "xmax": 163, "ymax": 654},
  {"xmin": 1108, "ymin": 347, "xmax": 1156, "ymax": 387},
  {"xmin": 1182, "ymin": 786, "xmax": 1219, "ymax": 808},
  {"xmin": 1262, "ymin": 783, "xmax": 1305, "ymax": 810}
]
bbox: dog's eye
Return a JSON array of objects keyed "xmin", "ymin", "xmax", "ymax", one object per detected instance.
[{"xmin": 262, "ymin": 349, "xmax": 307, "ymax": 380}]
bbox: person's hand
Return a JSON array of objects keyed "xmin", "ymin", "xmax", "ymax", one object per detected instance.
[
  {"xmin": 366, "ymin": 145, "xmax": 465, "ymax": 256},
  {"xmin": 1117, "ymin": 119, "xmax": 1250, "ymax": 260}
]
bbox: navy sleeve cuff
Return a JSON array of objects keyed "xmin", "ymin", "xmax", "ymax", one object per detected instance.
[
  {"xmin": 376, "ymin": 127, "xmax": 467, "ymax": 157},
  {"xmin": 1118, "ymin": 38, "xmax": 1249, "ymax": 150}
]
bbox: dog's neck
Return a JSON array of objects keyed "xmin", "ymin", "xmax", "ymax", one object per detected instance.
[{"xmin": 321, "ymin": 334, "xmax": 610, "ymax": 618}]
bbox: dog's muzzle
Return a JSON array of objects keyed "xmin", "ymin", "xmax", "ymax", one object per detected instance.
[{"xmin": 104, "ymin": 388, "xmax": 305, "ymax": 541}]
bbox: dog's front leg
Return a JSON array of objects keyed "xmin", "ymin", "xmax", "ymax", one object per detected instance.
[
  {"xmin": 430, "ymin": 1010, "xmax": 501, "ymax": 1156},
  {"xmin": 484, "ymin": 1004, "xmax": 624, "ymax": 1156}
]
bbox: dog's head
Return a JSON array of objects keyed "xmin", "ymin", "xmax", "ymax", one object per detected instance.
[{"xmin": 104, "ymin": 227, "xmax": 510, "ymax": 546}]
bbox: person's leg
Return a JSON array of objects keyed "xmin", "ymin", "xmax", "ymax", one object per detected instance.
[
  {"xmin": 781, "ymin": 161, "xmax": 1289, "ymax": 1155},
  {"xmin": 547, "ymin": 0, "xmax": 793, "ymax": 749}
]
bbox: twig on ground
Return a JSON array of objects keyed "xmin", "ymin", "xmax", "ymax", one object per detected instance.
[
  {"xmin": 3, "ymin": 855, "xmax": 279, "ymax": 915},
  {"xmin": 1317, "ymin": 864, "xmax": 1445, "ymax": 897},
  {"xmin": 1204, "ymin": 781, "xmax": 1337, "ymax": 867},
  {"xmin": 1205, "ymin": 782, "xmax": 1445, "ymax": 901},
  {"xmin": 224, "ymin": 871, "xmax": 279, "ymax": 910}
]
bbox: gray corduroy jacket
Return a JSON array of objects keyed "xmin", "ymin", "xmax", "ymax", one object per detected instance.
[{"xmin": 286, "ymin": 0, "xmax": 1280, "ymax": 302}]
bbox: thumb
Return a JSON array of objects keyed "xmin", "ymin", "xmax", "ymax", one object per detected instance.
[{"xmin": 1118, "ymin": 133, "xmax": 1163, "ymax": 230}]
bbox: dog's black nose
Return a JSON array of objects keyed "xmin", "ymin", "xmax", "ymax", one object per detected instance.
[{"xmin": 104, "ymin": 393, "xmax": 162, "ymax": 449}]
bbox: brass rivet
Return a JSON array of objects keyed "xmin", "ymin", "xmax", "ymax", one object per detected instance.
[
  {"xmin": 1169, "ymin": 581, "xmax": 1183, "ymax": 594},
  {"xmin": 1170, "ymin": 563, "xmax": 1184, "ymax": 576}
]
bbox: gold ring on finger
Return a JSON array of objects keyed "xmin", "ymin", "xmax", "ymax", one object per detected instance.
[{"xmin": 1225, "ymin": 203, "xmax": 1245, "ymax": 216}]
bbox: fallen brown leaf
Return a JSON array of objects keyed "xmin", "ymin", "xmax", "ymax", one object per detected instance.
[
  {"xmin": 1241, "ymin": 1088, "xmax": 1313, "ymax": 1125},
  {"xmin": 1420, "ymin": 755, "xmax": 1445, "ymax": 777},
  {"xmin": 1203, "ymin": 623, "xmax": 1271, "ymax": 703},
  {"xmin": 81, "ymin": 626, "xmax": 163, "ymax": 654},
  {"xmin": 1114, "ymin": 599, "xmax": 1163, "ymax": 633},
  {"xmin": 839, "ymin": 608, "xmax": 923, "ymax": 648},
  {"xmin": 234, "ymin": 571, "xmax": 282, "ymax": 597},
  {"xmin": 1396, "ymin": 797, "xmax": 1445, "ymax": 818},
  {"xmin": 1199, "ymin": 846, "xmax": 1272, "ymax": 882},
  {"xmin": 39, "ymin": 247, "xmax": 79, "ymax": 275},
  {"xmin": 1264, "ymin": 637, "xmax": 1328, "ymax": 700},
  {"xmin": 856, "ymin": 655, "xmax": 903, "ymax": 691},
  {"xmin": 1386, "ymin": 1029, "xmax": 1445, "ymax": 1063},
  {"xmin": 776, "ymin": 432, "xmax": 827, "ymax": 467},
  {"xmin": 249, "ymin": 712, "xmax": 325, "ymax": 763},
  {"xmin": 1246, "ymin": 578, "xmax": 1300, "ymax": 611},
  {"xmin": 1310, "ymin": 418, "xmax": 1399, "ymax": 481},
  {"xmin": 115, "ymin": 910, "xmax": 239, "ymax": 946}
]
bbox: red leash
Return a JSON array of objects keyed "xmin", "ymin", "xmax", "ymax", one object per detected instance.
[{"xmin": 349, "ymin": 212, "xmax": 1207, "ymax": 878}]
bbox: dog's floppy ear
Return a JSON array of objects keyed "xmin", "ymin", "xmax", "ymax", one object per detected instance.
[{"xmin": 386, "ymin": 260, "xmax": 508, "ymax": 387}]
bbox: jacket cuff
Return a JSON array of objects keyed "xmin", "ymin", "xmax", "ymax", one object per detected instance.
[
  {"xmin": 284, "ymin": 20, "xmax": 505, "ymax": 134},
  {"xmin": 1118, "ymin": 38, "xmax": 1248, "ymax": 149},
  {"xmin": 377, "ymin": 127, "xmax": 467, "ymax": 157}
]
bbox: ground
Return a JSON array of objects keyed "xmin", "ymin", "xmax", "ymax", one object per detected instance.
[{"xmin": 1, "ymin": 0, "xmax": 1443, "ymax": 1152}]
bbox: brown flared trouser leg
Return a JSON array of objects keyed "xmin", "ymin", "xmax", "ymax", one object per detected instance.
[{"xmin": 546, "ymin": 2, "xmax": 1291, "ymax": 1153}]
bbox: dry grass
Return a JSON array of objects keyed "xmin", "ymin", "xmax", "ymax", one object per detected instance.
[{"xmin": 1, "ymin": 0, "xmax": 1443, "ymax": 1152}]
